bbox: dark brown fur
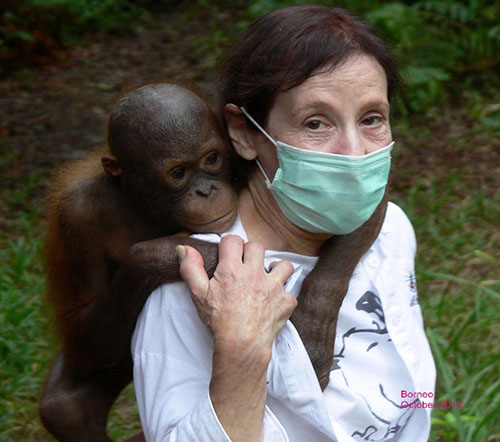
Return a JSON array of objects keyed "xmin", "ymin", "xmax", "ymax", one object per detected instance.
[{"xmin": 40, "ymin": 84, "xmax": 237, "ymax": 442}]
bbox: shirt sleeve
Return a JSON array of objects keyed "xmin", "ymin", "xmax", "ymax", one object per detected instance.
[{"xmin": 132, "ymin": 281, "xmax": 289, "ymax": 442}]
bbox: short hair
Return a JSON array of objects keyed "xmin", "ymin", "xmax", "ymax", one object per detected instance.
[{"xmin": 217, "ymin": 5, "xmax": 400, "ymax": 127}]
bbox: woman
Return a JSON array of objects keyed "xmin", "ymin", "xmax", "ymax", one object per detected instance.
[{"xmin": 132, "ymin": 5, "xmax": 435, "ymax": 441}]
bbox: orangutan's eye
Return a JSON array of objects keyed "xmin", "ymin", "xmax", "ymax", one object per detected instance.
[
  {"xmin": 205, "ymin": 152, "xmax": 219, "ymax": 165},
  {"xmin": 170, "ymin": 167, "xmax": 186, "ymax": 180}
]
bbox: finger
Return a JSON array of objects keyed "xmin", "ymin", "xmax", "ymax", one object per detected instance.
[
  {"xmin": 268, "ymin": 260, "xmax": 294, "ymax": 285},
  {"xmin": 242, "ymin": 241, "xmax": 265, "ymax": 267},
  {"xmin": 272, "ymin": 292, "xmax": 298, "ymax": 334},
  {"xmin": 283, "ymin": 293, "xmax": 298, "ymax": 315},
  {"xmin": 178, "ymin": 245, "xmax": 210, "ymax": 297},
  {"xmin": 217, "ymin": 235, "xmax": 244, "ymax": 266},
  {"xmin": 268, "ymin": 260, "xmax": 283, "ymax": 271}
]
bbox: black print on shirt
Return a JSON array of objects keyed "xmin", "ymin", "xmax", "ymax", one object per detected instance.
[
  {"xmin": 331, "ymin": 290, "xmax": 416, "ymax": 441},
  {"xmin": 352, "ymin": 397, "xmax": 415, "ymax": 441},
  {"xmin": 352, "ymin": 385, "xmax": 416, "ymax": 441},
  {"xmin": 406, "ymin": 270, "xmax": 417, "ymax": 292},
  {"xmin": 333, "ymin": 291, "xmax": 388, "ymax": 372},
  {"xmin": 356, "ymin": 290, "xmax": 385, "ymax": 322},
  {"xmin": 406, "ymin": 270, "xmax": 419, "ymax": 307}
]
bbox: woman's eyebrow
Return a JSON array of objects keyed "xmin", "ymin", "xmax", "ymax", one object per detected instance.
[
  {"xmin": 360, "ymin": 100, "xmax": 390, "ymax": 112},
  {"xmin": 291, "ymin": 100, "xmax": 335, "ymax": 116},
  {"xmin": 292, "ymin": 99, "xmax": 389, "ymax": 117}
]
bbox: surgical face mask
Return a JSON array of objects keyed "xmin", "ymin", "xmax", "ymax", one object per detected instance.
[{"xmin": 240, "ymin": 107, "xmax": 393, "ymax": 235}]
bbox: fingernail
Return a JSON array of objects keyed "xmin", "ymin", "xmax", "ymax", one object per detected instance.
[{"xmin": 176, "ymin": 245, "xmax": 186, "ymax": 262}]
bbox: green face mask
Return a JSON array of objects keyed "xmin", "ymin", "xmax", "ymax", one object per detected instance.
[{"xmin": 240, "ymin": 107, "xmax": 393, "ymax": 235}]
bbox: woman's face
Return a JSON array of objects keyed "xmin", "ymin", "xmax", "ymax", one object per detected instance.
[{"xmin": 257, "ymin": 54, "xmax": 392, "ymax": 179}]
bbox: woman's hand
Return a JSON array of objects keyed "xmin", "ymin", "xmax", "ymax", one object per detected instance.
[
  {"xmin": 177, "ymin": 234, "xmax": 296, "ymax": 442},
  {"xmin": 177, "ymin": 234, "xmax": 296, "ymax": 356}
]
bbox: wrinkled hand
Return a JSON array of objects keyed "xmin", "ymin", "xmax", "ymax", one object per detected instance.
[{"xmin": 177, "ymin": 235, "xmax": 297, "ymax": 353}]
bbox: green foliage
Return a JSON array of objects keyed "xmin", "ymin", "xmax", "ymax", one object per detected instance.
[
  {"xmin": 0, "ymin": 142, "xmax": 49, "ymax": 438},
  {"xmin": 238, "ymin": 0, "xmax": 500, "ymax": 114},
  {"xmin": 366, "ymin": 0, "xmax": 500, "ymax": 112},
  {"xmin": 390, "ymin": 115, "xmax": 500, "ymax": 441},
  {"xmin": 0, "ymin": 226, "xmax": 49, "ymax": 439},
  {"xmin": 0, "ymin": 0, "xmax": 157, "ymax": 74},
  {"xmin": 0, "ymin": 143, "xmax": 142, "ymax": 440},
  {"xmin": 0, "ymin": 233, "xmax": 141, "ymax": 436}
]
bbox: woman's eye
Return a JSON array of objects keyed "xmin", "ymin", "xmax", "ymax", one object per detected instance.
[
  {"xmin": 205, "ymin": 152, "xmax": 219, "ymax": 165},
  {"xmin": 170, "ymin": 167, "xmax": 186, "ymax": 180},
  {"xmin": 306, "ymin": 120, "xmax": 322, "ymax": 130},
  {"xmin": 362, "ymin": 116, "xmax": 382, "ymax": 126}
]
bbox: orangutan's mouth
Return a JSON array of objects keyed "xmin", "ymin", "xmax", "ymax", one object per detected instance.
[{"xmin": 190, "ymin": 209, "xmax": 237, "ymax": 233}]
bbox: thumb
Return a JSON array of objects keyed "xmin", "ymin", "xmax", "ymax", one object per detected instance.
[{"xmin": 177, "ymin": 245, "xmax": 210, "ymax": 296}]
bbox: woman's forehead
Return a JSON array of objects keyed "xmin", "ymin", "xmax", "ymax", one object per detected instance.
[{"xmin": 275, "ymin": 55, "xmax": 389, "ymax": 114}]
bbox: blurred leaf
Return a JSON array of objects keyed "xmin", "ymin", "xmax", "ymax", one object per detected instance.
[{"xmin": 8, "ymin": 30, "xmax": 35, "ymax": 42}]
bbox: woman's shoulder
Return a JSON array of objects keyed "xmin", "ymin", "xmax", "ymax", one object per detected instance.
[
  {"xmin": 137, "ymin": 281, "xmax": 196, "ymax": 331},
  {"xmin": 379, "ymin": 202, "xmax": 417, "ymax": 257},
  {"xmin": 132, "ymin": 280, "xmax": 211, "ymax": 356},
  {"xmin": 383, "ymin": 201, "xmax": 414, "ymax": 231}
]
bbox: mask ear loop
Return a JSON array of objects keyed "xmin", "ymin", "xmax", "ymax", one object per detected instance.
[
  {"xmin": 240, "ymin": 106, "xmax": 276, "ymax": 187},
  {"xmin": 240, "ymin": 107, "xmax": 277, "ymax": 146}
]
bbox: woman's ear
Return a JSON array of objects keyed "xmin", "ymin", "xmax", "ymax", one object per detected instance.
[
  {"xmin": 101, "ymin": 154, "xmax": 122, "ymax": 176},
  {"xmin": 224, "ymin": 103, "xmax": 258, "ymax": 161}
]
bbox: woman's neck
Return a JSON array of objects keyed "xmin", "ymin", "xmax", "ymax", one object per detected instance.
[{"xmin": 238, "ymin": 166, "xmax": 331, "ymax": 256}]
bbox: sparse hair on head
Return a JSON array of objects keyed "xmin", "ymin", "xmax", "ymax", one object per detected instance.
[{"xmin": 107, "ymin": 83, "xmax": 217, "ymax": 167}]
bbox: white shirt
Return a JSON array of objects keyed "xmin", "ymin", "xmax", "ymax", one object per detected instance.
[{"xmin": 132, "ymin": 202, "xmax": 436, "ymax": 441}]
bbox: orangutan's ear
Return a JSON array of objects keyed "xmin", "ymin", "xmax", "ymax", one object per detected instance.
[{"xmin": 101, "ymin": 154, "xmax": 122, "ymax": 176}]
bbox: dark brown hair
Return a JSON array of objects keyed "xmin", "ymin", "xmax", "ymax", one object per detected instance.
[{"xmin": 217, "ymin": 5, "xmax": 400, "ymax": 127}]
